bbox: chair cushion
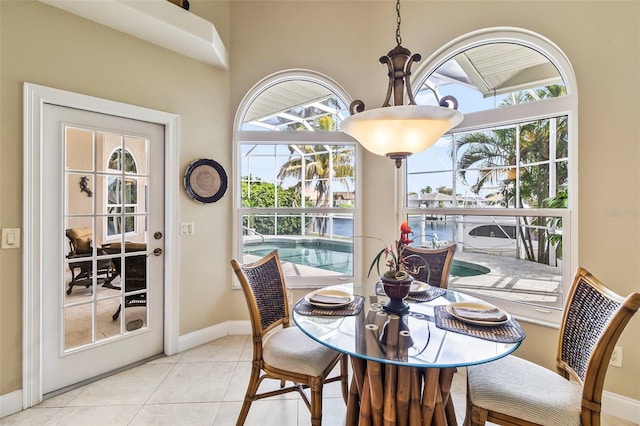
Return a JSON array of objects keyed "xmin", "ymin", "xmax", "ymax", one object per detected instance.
[
  {"xmin": 263, "ymin": 326, "xmax": 340, "ymax": 377},
  {"xmin": 68, "ymin": 227, "xmax": 93, "ymax": 253},
  {"xmin": 468, "ymin": 355, "xmax": 582, "ymax": 426}
]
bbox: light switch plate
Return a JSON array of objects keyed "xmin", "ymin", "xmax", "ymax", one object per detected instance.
[
  {"xmin": 2, "ymin": 228, "xmax": 21, "ymax": 249},
  {"xmin": 180, "ymin": 222, "xmax": 194, "ymax": 235}
]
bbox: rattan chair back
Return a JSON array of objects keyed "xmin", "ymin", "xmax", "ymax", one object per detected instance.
[
  {"xmin": 232, "ymin": 250, "xmax": 289, "ymax": 336},
  {"xmin": 556, "ymin": 267, "xmax": 640, "ymax": 424},
  {"xmin": 402, "ymin": 244, "xmax": 457, "ymax": 288}
]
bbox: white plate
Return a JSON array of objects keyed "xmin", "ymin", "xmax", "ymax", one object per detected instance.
[
  {"xmin": 446, "ymin": 302, "xmax": 510, "ymax": 326},
  {"xmin": 305, "ymin": 289, "xmax": 354, "ymax": 308},
  {"xmin": 409, "ymin": 281, "xmax": 430, "ymax": 294}
]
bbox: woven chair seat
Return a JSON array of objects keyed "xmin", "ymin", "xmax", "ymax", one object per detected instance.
[
  {"xmin": 263, "ymin": 326, "xmax": 340, "ymax": 377},
  {"xmin": 468, "ymin": 355, "xmax": 582, "ymax": 426}
]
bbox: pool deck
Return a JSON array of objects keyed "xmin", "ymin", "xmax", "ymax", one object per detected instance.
[{"xmin": 449, "ymin": 250, "xmax": 563, "ymax": 309}]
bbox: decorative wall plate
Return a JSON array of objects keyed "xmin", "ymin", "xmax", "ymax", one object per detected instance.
[{"xmin": 184, "ymin": 158, "xmax": 228, "ymax": 203}]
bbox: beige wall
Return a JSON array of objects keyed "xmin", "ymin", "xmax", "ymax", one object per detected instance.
[
  {"xmin": 1, "ymin": 0, "xmax": 638, "ymax": 405},
  {"xmin": 0, "ymin": 0, "xmax": 238, "ymax": 395}
]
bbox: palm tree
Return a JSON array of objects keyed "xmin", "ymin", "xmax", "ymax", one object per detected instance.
[
  {"xmin": 454, "ymin": 128, "xmax": 517, "ymax": 204},
  {"xmin": 453, "ymin": 85, "xmax": 568, "ymax": 263},
  {"xmin": 544, "ymin": 187, "xmax": 568, "ymax": 261},
  {"xmin": 277, "ymin": 115, "xmax": 355, "ymax": 235}
]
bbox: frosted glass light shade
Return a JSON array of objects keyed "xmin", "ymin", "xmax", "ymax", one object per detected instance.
[{"xmin": 340, "ymin": 105, "xmax": 463, "ymax": 157}]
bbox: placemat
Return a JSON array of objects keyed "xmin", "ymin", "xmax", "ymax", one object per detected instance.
[
  {"xmin": 433, "ymin": 305, "xmax": 526, "ymax": 343},
  {"xmin": 294, "ymin": 295, "xmax": 365, "ymax": 317},
  {"xmin": 375, "ymin": 282, "xmax": 445, "ymax": 303}
]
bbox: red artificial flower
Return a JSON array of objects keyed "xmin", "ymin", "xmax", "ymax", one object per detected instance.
[
  {"xmin": 400, "ymin": 220, "xmax": 412, "ymax": 234},
  {"xmin": 368, "ymin": 221, "xmax": 419, "ymax": 280},
  {"xmin": 399, "ymin": 220, "xmax": 414, "ymax": 245}
]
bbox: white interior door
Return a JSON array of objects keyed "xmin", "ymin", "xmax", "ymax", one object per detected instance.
[{"xmin": 41, "ymin": 104, "xmax": 165, "ymax": 394}]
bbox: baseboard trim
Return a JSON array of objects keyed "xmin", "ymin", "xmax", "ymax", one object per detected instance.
[
  {"xmin": 176, "ymin": 320, "xmax": 251, "ymax": 353},
  {"xmin": 0, "ymin": 389, "xmax": 22, "ymax": 418},
  {"xmin": 4, "ymin": 320, "xmax": 639, "ymax": 423},
  {"xmin": 603, "ymin": 390, "xmax": 640, "ymax": 423}
]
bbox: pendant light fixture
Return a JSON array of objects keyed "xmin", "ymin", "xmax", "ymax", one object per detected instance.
[{"xmin": 340, "ymin": 0, "xmax": 463, "ymax": 168}]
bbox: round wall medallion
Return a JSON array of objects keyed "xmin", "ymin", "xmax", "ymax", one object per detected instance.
[{"xmin": 184, "ymin": 159, "xmax": 228, "ymax": 203}]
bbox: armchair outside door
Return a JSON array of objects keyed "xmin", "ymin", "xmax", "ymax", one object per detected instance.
[{"xmin": 65, "ymin": 227, "xmax": 113, "ymax": 294}]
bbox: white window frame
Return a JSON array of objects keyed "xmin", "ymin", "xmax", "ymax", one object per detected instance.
[
  {"xmin": 105, "ymin": 147, "xmax": 140, "ymax": 242},
  {"xmin": 232, "ymin": 70, "xmax": 363, "ymax": 288},
  {"xmin": 404, "ymin": 28, "xmax": 578, "ymax": 326}
]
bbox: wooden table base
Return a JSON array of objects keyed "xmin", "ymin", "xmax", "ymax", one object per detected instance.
[{"xmin": 346, "ymin": 357, "xmax": 457, "ymax": 426}]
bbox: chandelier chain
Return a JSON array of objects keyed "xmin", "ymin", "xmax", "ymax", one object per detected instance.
[{"xmin": 395, "ymin": 0, "xmax": 402, "ymax": 46}]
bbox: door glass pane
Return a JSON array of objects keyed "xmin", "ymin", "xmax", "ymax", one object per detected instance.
[
  {"xmin": 65, "ymin": 127, "xmax": 95, "ymax": 171},
  {"xmin": 97, "ymin": 133, "xmax": 123, "ymax": 173},
  {"xmin": 97, "ymin": 298, "xmax": 121, "ymax": 341},
  {"xmin": 64, "ymin": 303, "xmax": 93, "ymax": 350},
  {"xmin": 123, "ymin": 292, "xmax": 147, "ymax": 333},
  {"xmin": 125, "ymin": 136, "xmax": 148, "ymax": 175},
  {"xmin": 67, "ymin": 173, "xmax": 94, "ymax": 215}
]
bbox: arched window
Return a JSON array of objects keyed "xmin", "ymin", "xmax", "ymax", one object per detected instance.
[
  {"xmin": 233, "ymin": 70, "xmax": 361, "ymax": 288},
  {"xmin": 108, "ymin": 147, "xmax": 137, "ymax": 173},
  {"xmin": 404, "ymin": 28, "xmax": 576, "ymax": 324},
  {"xmin": 107, "ymin": 147, "xmax": 139, "ymax": 238}
]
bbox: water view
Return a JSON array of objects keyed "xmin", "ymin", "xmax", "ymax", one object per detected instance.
[{"xmin": 332, "ymin": 216, "xmax": 454, "ymax": 243}]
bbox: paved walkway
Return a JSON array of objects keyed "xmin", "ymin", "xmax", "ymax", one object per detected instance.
[{"xmin": 451, "ymin": 250, "xmax": 563, "ymax": 309}]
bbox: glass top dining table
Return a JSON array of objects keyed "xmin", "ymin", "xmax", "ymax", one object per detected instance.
[
  {"xmin": 293, "ymin": 283, "xmax": 524, "ymax": 425},
  {"xmin": 292, "ymin": 283, "xmax": 523, "ymax": 370}
]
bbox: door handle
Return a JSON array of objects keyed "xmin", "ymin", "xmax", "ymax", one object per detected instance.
[{"xmin": 149, "ymin": 248, "xmax": 163, "ymax": 257}]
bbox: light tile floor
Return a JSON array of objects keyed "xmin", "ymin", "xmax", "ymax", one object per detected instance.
[{"xmin": 1, "ymin": 335, "xmax": 636, "ymax": 426}]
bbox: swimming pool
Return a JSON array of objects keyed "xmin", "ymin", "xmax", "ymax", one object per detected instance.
[
  {"xmin": 244, "ymin": 239, "xmax": 354, "ymax": 274},
  {"xmin": 449, "ymin": 259, "xmax": 491, "ymax": 277},
  {"xmin": 243, "ymin": 239, "xmax": 490, "ymax": 277}
]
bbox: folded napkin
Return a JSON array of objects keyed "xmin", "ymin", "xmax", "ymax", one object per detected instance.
[
  {"xmin": 451, "ymin": 305, "xmax": 507, "ymax": 322},
  {"xmin": 410, "ymin": 282, "xmax": 427, "ymax": 293},
  {"xmin": 309, "ymin": 294, "xmax": 351, "ymax": 305}
]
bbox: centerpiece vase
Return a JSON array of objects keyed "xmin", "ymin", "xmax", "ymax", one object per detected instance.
[{"xmin": 381, "ymin": 274, "xmax": 413, "ymax": 315}]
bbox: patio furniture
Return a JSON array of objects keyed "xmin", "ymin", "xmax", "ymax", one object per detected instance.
[
  {"xmin": 231, "ymin": 250, "xmax": 349, "ymax": 426},
  {"xmin": 65, "ymin": 227, "xmax": 113, "ymax": 294},
  {"xmin": 464, "ymin": 266, "xmax": 640, "ymax": 426},
  {"xmin": 403, "ymin": 244, "xmax": 457, "ymax": 289},
  {"xmin": 102, "ymin": 242, "xmax": 147, "ymax": 320}
]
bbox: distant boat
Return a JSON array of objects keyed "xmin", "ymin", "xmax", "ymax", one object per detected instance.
[
  {"xmin": 414, "ymin": 216, "xmax": 519, "ymax": 256},
  {"xmin": 458, "ymin": 218, "xmax": 518, "ymax": 256}
]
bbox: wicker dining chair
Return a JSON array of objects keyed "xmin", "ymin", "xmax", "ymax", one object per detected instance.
[
  {"xmin": 464, "ymin": 266, "xmax": 640, "ymax": 426},
  {"xmin": 231, "ymin": 250, "xmax": 349, "ymax": 426},
  {"xmin": 403, "ymin": 244, "xmax": 457, "ymax": 289}
]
